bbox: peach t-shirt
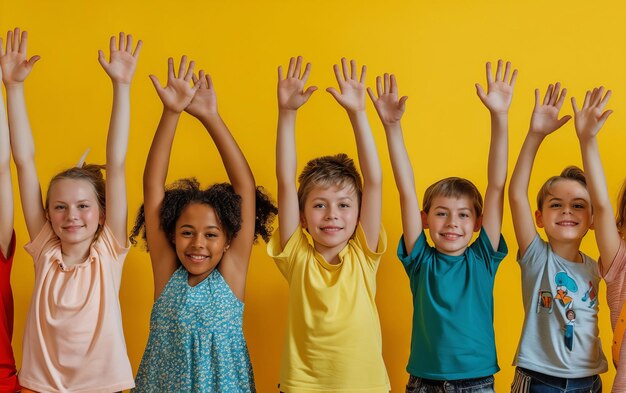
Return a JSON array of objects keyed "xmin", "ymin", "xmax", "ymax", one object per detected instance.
[
  {"xmin": 18, "ymin": 222, "xmax": 134, "ymax": 393},
  {"xmin": 600, "ymin": 239, "xmax": 626, "ymax": 392}
]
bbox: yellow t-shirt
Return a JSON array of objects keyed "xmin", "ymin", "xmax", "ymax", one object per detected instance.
[{"xmin": 267, "ymin": 224, "xmax": 390, "ymax": 393}]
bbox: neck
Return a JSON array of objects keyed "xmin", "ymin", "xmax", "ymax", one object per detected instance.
[
  {"xmin": 60, "ymin": 240, "xmax": 92, "ymax": 266},
  {"xmin": 547, "ymin": 238, "xmax": 583, "ymax": 263}
]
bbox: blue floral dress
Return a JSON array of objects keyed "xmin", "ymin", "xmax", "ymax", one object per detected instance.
[{"xmin": 133, "ymin": 266, "xmax": 256, "ymax": 392}]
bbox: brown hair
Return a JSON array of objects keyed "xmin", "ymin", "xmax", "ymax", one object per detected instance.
[
  {"xmin": 297, "ymin": 153, "xmax": 362, "ymax": 210},
  {"xmin": 616, "ymin": 179, "xmax": 626, "ymax": 233},
  {"xmin": 422, "ymin": 177, "xmax": 483, "ymax": 216},
  {"xmin": 45, "ymin": 164, "xmax": 106, "ymax": 239},
  {"xmin": 536, "ymin": 166, "xmax": 587, "ymax": 211}
]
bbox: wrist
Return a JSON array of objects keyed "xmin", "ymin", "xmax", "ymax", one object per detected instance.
[
  {"xmin": 196, "ymin": 112, "xmax": 221, "ymax": 124},
  {"xmin": 162, "ymin": 107, "xmax": 183, "ymax": 117},
  {"xmin": 112, "ymin": 81, "xmax": 132, "ymax": 89},
  {"xmin": 3, "ymin": 81, "xmax": 25, "ymax": 90}
]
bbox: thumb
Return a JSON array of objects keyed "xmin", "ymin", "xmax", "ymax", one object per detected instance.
[
  {"xmin": 598, "ymin": 109, "xmax": 613, "ymax": 127},
  {"xmin": 557, "ymin": 115, "xmax": 572, "ymax": 128},
  {"xmin": 399, "ymin": 96, "xmax": 409, "ymax": 111},
  {"xmin": 27, "ymin": 55, "xmax": 41, "ymax": 67},
  {"xmin": 326, "ymin": 87, "xmax": 341, "ymax": 102},
  {"xmin": 148, "ymin": 75, "xmax": 162, "ymax": 91},
  {"xmin": 303, "ymin": 86, "xmax": 317, "ymax": 100},
  {"xmin": 475, "ymin": 83, "xmax": 487, "ymax": 102}
]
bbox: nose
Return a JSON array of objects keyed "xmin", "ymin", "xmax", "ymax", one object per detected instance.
[
  {"xmin": 192, "ymin": 235, "xmax": 206, "ymax": 249},
  {"xmin": 445, "ymin": 216, "xmax": 458, "ymax": 228},
  {"xmin": 562, "ymin": 206, "xmax": 573, "ymax": 214},
  {"xmin": 324, "ymin": 206, "xmax": 338, "ymax": 220},
  {"xmin": 68, "ymin": 206, "xmax": 79, "ymax": 220}
]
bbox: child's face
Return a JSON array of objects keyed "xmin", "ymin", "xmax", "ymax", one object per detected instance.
[
  {"xmin": 47, "ymin": 178, "xmax": 104, "ymax": 247},
  {"xmin": 535, "ymin": 180, "xmax": 592, "ymax": 245},
  {"xmin": 301, "ymin": 184, "xmax": 359, "ymax": 263},
  {"xmin": 422, "ymin": 195, "xmax": 481, "ymax": 256},
  {"xmin": 174, "ymin": 203, "xmax": 229, "ymax": 286}
]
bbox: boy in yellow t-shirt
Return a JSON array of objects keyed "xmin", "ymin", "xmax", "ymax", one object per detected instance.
[{"xmin": 267, "ymin": 56, "xmax": 389, "ymax": 393}]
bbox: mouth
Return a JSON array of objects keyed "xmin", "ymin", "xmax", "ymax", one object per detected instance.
[
  {"xmin": 440, "ymin": 232, "xmax": 462, "ymax": 240},
  {"xmin": 556, "ymin": 221, "xmax": 578, "ymax": 227},
  {"xmin": 186, "ymin": 254, "xmax": 209, "ymax": 263},
  {"xmin": 320, "ymin": 226, "xmax": 343, "ymax": 233},
  {"xmin": 62, "ymin": 225, "xmax": 85, "ymax": 232}
]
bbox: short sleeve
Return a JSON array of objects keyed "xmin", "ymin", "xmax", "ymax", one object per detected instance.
[
  {"xmin": 0, "ymin": 231, "xmax": 15, "ymax": 262},
  {"xmin": 349, "ymin": 224, "xmax": 387, "ymax": 271},
  {"xmin": 397, "ymin": 231, "xmax": 428, "ymax": 276},
  {"xmin": 601, "ymin": 239, "xmax": 626, "ymax": 283},
  {"xmin": 95, "ymin": 224, "xmax": 130, "ymax": 264},
  {"xmin": 469, "ymin": 229, "xmax": 508, "ymax": 271},
  {"xmin": 518, "ymin": 233, "xmax": 547, "ymax": 267},
  {"xmin": 24, "ymin": 222, "xmax": 59, "ymax": 265},
  {"xmin": 267, "ymin": 225, "xmax": 309, "ymax": 280}
]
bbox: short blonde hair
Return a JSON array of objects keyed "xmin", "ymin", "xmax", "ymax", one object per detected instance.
[
  {"xmin": 423, "ymin": 177, "xmax": 483, "ymax": 216},
  {"xmin": 297, "ymin": 153, "xmax": 362, "ymax": 210}
]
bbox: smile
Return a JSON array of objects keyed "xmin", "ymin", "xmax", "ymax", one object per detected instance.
[
  {"xmin": 556, "ymin": 221, "xmax": 578, "ymax": 226},
  {"xmin": 320, "ymin": 226, "xmax": 343, "ymax": 233},
  {"xmin": 186, "ymin": 254, "xmax": 209, "ymax": 262},
  {"xmin": 62, "ymin": 225, "xmax": 85, "ymax": 232},
  {"xmin": 440, "ymin": 232, "xmax": 462, "ymax": 240}
]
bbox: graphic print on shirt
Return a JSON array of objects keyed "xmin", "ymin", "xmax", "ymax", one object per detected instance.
[
  {"xmin": 581, "ymin": 280, "xmax": 597, "ymax": 308},
  {"xmin": 537, "ymin": 290, "xmax": 554, "ymax": 314},
  {"xmin": 554, "ymin": 271, "xmax": 578, "ymax": 309}
]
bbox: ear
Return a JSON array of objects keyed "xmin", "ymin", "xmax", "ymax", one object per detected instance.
[
  {"xmin": 473, "ymin": 215, "xmax": 483, "ymax": 232},
  {"xmin": 300, "ymin": 212, "xmax": 308, "ymax": 229},
  {"xmin": 535, "ymin": 210, "xmax": 544, "ymax": 228},
  {"xmin": 99, "ymin": 209, "xmax": 105, "ymax": 226},
  {"xmin": 420, "ymin": 211, "xmax": 429, "ymax": 229},
  {"xmin": 589, "ymin": 214, "xmax": 595, "ymax": 230},
  {"xmin": 224, "ymin": 243, "xmax": 231, "ymax": 252}
]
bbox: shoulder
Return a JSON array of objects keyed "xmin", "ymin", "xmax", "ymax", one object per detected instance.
[{"xmin": 93, "ymin": 224, "xmax": 130, "ymax": 263}]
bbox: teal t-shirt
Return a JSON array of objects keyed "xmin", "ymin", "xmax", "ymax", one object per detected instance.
[{"xmin": 397, "ymin": 228, "xmax": 507, "ymax": 380}]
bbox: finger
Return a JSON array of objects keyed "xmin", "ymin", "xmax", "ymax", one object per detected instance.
[
  {"xmin": 360, "ymin": 65, "xmax": 366, "ymax": 83},
  {"xmin": 149, "ymin": 74, "xmax": 162, "ymax": 91},
  {"xmin": 332, "ymin": 63, "xmax": 343, "ymax": 87},
  {"xmin": 27, "ymin": 55, "xmax": 40, "ymax": 67},
  {"xmin": 126, "ymin": 34, "xmax": 133, "ymax": 53},
  {"xmin": 119, "ymin": 32, "xmax": 126, "ymax": 51},
  {"xmin": 0, "ymin": 39, "xmax": 4, "ymax": 56},
  {"xmin": 326, "ymin": 87, "xmax": 341, "ymax": 102},
  {"xmin": 303, "ymin": 86, "xmax": 317, "ymax": 100},
  {"xmin": 133, "ymin": 40, "xmax": 143, "ymax": 57},
  {"xmin": 294, "ymin": 56, "xmax": 303, "ymax": 79},
  {"xmin": 367, "ymin": 87, "xmax": 377, "ymax": 103},
  {"xmin": 6, "ymin": 30, "xmax": 13, "ymax": 52},
  {"xmin": 350, "ymin": 59, "xmax": 357, "ymax": 80},
  {"xmin": 549, "ymin": 83, "xmax": 561, "ymax": 106},
  {"xmin": 197, "ymin": 70, "xmax": 206, "ymax": 88},
  {"xmin": 582, "ymin": 90, "xmax": 591, "ymax": 109},
  {"xmin": 390, "ymin": 74, "xmax": 398, "ymax": 95},
  {"xmin": 591, "ymin": 87, "xmax": 603, "ymax": 107},
  {"xmin": 287, "ymin": 57, "xmax": 295, "ymax": 78},
  {"xmin": 503, "ymin": 61, "xmax": 511, "ymax": 83},
  {"xmin": 206, "ymin": 74, "xmax": 214, "ymax": 90},
  {"xmin": 555, "ymin": 88, "xmax": 567, "ymax": 109},
  {"xmin": 534, "ymin": 88, "xmax": 541, "ymax": 109},
  {"xmin": 341, "ymin": 57, "xmax": 349, "ymax": 81},
  {"xmin": 12, "ymin": 28, "xmax": 19, "ymax": 52},
  {"xmin": 376, "ymin": 75, "xmax": 383, "ymax": 97},
  {"xmin": 184, "ymin": 60, "xmax": 195, "ymax": 81},
  {"xmin": 476, "ymin": 83, "xmax": 487, "ymax": 102},
  {"xmin": 98, "ymin": 49, "xmax": 107, "ymax": 68},
  {"xmin": 543, "ymin": 84, "xmax": 554, "ymax": 105},
  {"xmin": 399, "ymin": 96, "xmax": 409, "ymax": 109},
  {"xmin": 571, "ymin": 97, "xmax": 579, "ymax": 113},
  {"xmin": 192, "ymin": 73, "xmax": 199, "ymax": 85},
  {"xmin": 496, "ymin": 59, "xmax": 503, "ymax": 81},
  {"xmin": 510, "ymin": 69, "xmax": 518, "ymax": 87},
  {"xmin": 301, "ymin": 62, "xmax": 312, "ymax": 84},
  {"xmin": 167, "ymin": 57, "xmax": 175, "ymax": 80},
  {"xmin": 598, "ymin": 109, "xmax": 613, "ymax": 127},
  {"xmin": 109, "ymin": 35, "xmax": 116, "ymax": 53},
  {"xmin": 485, "ymin": 62, "xmax": 493, "ymax": 84},
  {"xmin": 178, "ymin": 55, "xmax": 187, "ymax": 79},
  {"xmin": 599, "ymin": 89, "xmax": 612, "ymax": 110},
  {"xmin": 277, "ymin": 66, "xmax": 284, "ymax": 81},
  {"xmin": 18, "ymin": 30, "xmax": 28, "ymax": 54},
  {"xmin": 384, "ymin": 73, "xmax": 389, "ymax": 94},
  {"xmin": 557, "ymin": 115, "xmax": 572, "ymax": 128}
]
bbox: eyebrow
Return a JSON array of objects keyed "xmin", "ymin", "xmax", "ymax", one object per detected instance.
[
  {"xmin": 433, "ymin": 206, "xmax": 471, "ymax": 211},
  {"xmin": 179, "ymin": 224, "xmax": 222, "ymax": 231}
]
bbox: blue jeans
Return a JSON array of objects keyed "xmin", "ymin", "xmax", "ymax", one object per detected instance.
[
  {"xmin": 406, "ymin": 375, "xmax": 494, "ymax": 393},
  {"xmin": 511, "ymin": 367, "xmax": 602, "ymax": 393}
]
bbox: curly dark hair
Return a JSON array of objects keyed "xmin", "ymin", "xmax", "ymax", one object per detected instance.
[{"xmin": 130, "ymin": 178, "xmax": 277, "ymax": 249}]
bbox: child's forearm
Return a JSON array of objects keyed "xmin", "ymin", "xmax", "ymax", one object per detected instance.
[
  {"xmin": 348, "ymin": 110, "xmax": 382, "ymax": 188},
  {"xmin": 106, "ymin": 84, "xmax": 131, "ymax": 171},
  {"xmin": 276, "ymin": 109, "xmax": 300, "ymax": 247},
  {"xmin": 0, "ymin": 93, "xmax": 13, "ymax": 256},
  {"xmin": 143, "ymin": 109, "xmax": 180, "ymax": 196},
  {"xmin": 5, "ymin": 84, "xmax": 35, "ymax": 168},
  {"xmin": 487, "ymin": 112, "xmax": 508, "ymax": 192}
]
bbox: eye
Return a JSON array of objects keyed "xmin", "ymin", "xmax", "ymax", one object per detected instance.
[
  {"xmin": 205, "ymin": 233, "xmax": 218, "ymax": 238},
  {"xmin": 339, "ymin": 203, "xmax": 350, "ymax": 208},
  {"xmin": 435, "ymin": 212, "xmax": 446, "ymax": 217},
  {"xmin": 459, "ymin": 212, "xmax": 470, "ymax": 219},
  {"xmin": 54, "ymin": 205, "xmax": 66, "ymax": 210},
  {"xmin": 313, "ymin": 203, "xmax": 325, "ymax": 209},
  {"xmin": 180, "ymin": 230, "xmax": 193, "ymax": 237},
  {"xmin": 79, "ymin": 203, "xmax": 90, "ymax": 209},
  {"xmin": 573, "ymin": 203, "xmax": 586, "ymax": 209},
  {"xmin": 550, "ymin": 203, "xmax": 561, "ymax": 208}
]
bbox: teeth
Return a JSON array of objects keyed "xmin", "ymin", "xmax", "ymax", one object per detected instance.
[{"xmin": 189, "ymin": 255, "xmax": 207, "ymax": 261}]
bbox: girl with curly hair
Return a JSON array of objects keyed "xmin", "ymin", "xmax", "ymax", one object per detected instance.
[{"xmin": 130, "ymin": 56, "xmax": 276, "ymax": 393}]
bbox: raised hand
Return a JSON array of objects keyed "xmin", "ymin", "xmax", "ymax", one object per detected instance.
[
  {"xmin": 277, "ymin": 56, "xmax": 317, "ymax": 111},
  {"xmin": 98, "ymin": 32, "xmax": 142, "ymax": 85},
  {"xmin": 0, "ymin": 28, "xmax": 40, "ymax": 86},
  {"xmin": 572, "ymin": 87, "xmax": 612, "ymax": 141},
  {"xmin": 149, "ymin": 56, "xmax": 198, "ymax": 113},
  {"xmin": 476, "ymin": 60, "xmax": 517, "ymax": 114},
  {"xmin": 186, "ymin": 70, "xmax": 218, "ymax": 119},
  {"xmin": 529, "ymin": 83, "xmax": 571, "ymax": 136},
  {"xmin": 367, "ymin": 73, "xmax": 408, "ymax": 127},
  {"xmin": 327, "ymin": 58, "xmax": 367, "ymax": 113}
]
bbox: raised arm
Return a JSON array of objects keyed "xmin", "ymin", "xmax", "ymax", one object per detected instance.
[
  {"xmin": 276, "ymin": 56, "xmax": 317, "ymax": 248},
  {"xmin": 145, "ymin": 56, "xmax": 198, "ymax": 300},
  {"xmin": 509, "ymin": 83, "xmax": 571, "ymax": 256},
  {"xmin": 368, "ymin": 74, "xmax": 418, "ymax": 251},
  {"xmin": 185, "ymin": 70, "xmax": 255, "ymax": 299},
  {"xmin": 475, "ymin": 60, "xmax": 516, "ymax": 249},
  {"xmin": 574, "ymin": 87, "xmax": 616, "ymax": 272},
  {"xmin": 327, "ymin": 58, "xmax": 382, "ymax": 249},
  {"xmin": 0, "ymin": 28, "xmax": 44, "ymax": 240},
  {"xmin": 0, "ymin": 53, "xmax": 12, "ymax": 256},
  {"xmin": 98, "ymin": 32, "xmax": 141, "ymax": 244}
]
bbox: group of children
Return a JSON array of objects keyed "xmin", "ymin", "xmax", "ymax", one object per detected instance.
[{"xmin": 0, "ymin": 28, "xmax": 624, "ymax": 393}]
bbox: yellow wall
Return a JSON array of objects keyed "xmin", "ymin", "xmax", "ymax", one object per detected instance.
[{"xmin": 3, "ymin": 0, "xmax": 626, "ymax": 391}]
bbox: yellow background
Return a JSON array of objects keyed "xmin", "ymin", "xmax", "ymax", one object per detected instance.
[{"xmin": 3, "ymin": 0, "xmax": 626, "ymax": 391}]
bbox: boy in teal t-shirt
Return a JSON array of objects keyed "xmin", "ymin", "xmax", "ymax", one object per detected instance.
[{"xmin": 371, "ymin": 61, "xmax": 514, "ymax": 391}]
